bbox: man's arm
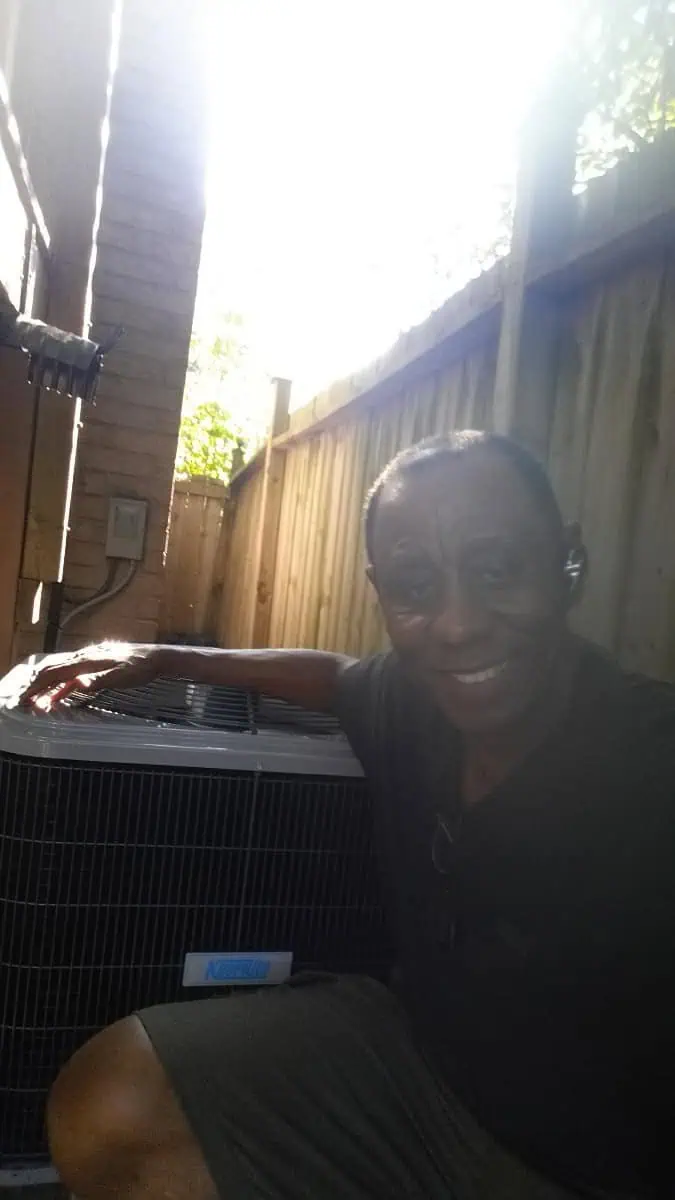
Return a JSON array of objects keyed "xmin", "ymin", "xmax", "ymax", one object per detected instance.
[
  {"xmin": 17, "ymin": 643, "xmax": 355, "ymax": 713},
  {"xmin": 163, "ymin": 646, "xmax": 353, "ymax": 711}
]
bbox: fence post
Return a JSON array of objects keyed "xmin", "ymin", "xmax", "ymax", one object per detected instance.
[
  {"xmin": 492, "ymin": 65, "xmax": 581, "ymax": 455},
  {"xmin": 247, "ymin": 378, "xmax": 290, "ymax": 648}
]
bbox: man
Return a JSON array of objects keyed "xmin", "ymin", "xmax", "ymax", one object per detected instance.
[{"xmin": 21, "ymin": 432, "xmax": 674, "ymax": 1199}]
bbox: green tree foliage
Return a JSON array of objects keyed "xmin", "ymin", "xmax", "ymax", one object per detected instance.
[
  {"xmin": 433, "ymin": 1, "xmax": 675, "ymax": 289},
  {"xmin": 471, "ymin": 189, "xmax": 515, "ymax": 272},
  {"xmin": 574, "ymin": 0, "xmax": 675, "ymax": 178},
  {"xmin": 186, "ymin": 312, "xmax": 247, "ymax": 390},
  {"xmin": 175, "ymin": 312, "xmax": 251, "ymax": 482},
  {"xmin": 175, "ymin": 401, "xmax": 245, "ymax": 482}
]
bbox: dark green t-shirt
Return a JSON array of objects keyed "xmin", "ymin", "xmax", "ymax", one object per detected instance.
[{"xmin": 336, "ymin": 642, "xmax": 675, "ymax": 1196}]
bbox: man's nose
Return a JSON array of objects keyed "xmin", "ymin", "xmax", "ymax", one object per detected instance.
[{"xmin": 429, "ymin": 575, "xmax": 489, "ymax": 645}]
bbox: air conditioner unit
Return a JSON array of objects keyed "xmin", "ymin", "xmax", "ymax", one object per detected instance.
[{"xmin": 0, "ymin": 658, "xmax": 391, "ymax": 1183}]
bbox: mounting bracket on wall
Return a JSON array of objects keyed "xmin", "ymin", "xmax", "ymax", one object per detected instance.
[{"xmin": 0, "ymin": 299, "xmax": 124, "ymax": 402}]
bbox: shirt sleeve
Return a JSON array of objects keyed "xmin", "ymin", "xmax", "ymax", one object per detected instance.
[{"xmin": 334, "ymin": 652, "xmax": 402, "ymax": 774}]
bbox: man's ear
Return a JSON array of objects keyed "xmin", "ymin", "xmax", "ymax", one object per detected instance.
[
  {"xmin": 365, "ymin": 563, "xmax": 376, "ymax": 590},
  {"xmin": 562, "ymin": 522, "xmax": 588, "ymax": 607}
]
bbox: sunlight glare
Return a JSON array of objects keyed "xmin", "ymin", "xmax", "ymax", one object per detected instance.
[{"xmin": 197, "ymin": 0, "xmax": 566, "ymax": 416}]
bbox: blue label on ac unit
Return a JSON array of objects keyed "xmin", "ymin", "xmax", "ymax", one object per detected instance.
[{"xmin": 182, "ymin": 951, "xmax": 293, "ymax": 988}]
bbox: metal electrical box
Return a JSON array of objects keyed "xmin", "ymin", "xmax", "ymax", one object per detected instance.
[{"xmin": 105, "ymin": 498, "xmax": 148, "ymax": 560}]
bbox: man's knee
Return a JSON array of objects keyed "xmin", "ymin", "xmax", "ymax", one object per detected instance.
[{"xmin": 47, "ymin": 1014, "xmax": 171, "ymax": 1195}]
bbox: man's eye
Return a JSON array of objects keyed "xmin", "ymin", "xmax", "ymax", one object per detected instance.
[
  {"xmin": 471, "ymin": 553, "xmax": 523, "ymax": 590},
  {"xmin": 388, "ymin": 575, "xmax": 437, "ymax": 607},
  {"xmin": 407, "ymin": 579, "xmax": 436, "ymax": 604}
]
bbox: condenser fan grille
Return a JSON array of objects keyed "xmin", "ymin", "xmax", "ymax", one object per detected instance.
[{"xmin": 66, "ymin": 678, "xmax": 341, "ymax": 736}]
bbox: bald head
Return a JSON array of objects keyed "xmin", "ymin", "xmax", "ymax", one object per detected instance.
[{"xmin": 364, "ymin": 432, "xmax": 564, "ymax": 566}]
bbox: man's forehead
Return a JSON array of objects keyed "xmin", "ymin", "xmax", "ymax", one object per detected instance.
[{"xmin": 377, "ymin": 452, "xmax": 542, "ymax": 529}]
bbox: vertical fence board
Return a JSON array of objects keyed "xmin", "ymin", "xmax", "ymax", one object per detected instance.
[{"xmin": 161, "ymin": 478, "xmax": 226, "ymax": 640}]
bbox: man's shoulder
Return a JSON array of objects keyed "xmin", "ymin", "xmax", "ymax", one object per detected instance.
[
  {"xmin": 337, "ymin": 650, "xmax": 408, "ymax": 717},
  {"xmin": 586, "ymin": 643, "xmax": 675, "ymax": 722},
  {"xmin": 335, "ymin": 651, "xmax": 424, "ymax": 767},
  {"xmin": 578, "ymin": 641, "xmax": 675, "ymax": 773},
  {"xmin": 340, "ymin": 649, "xmax": 399, "ymax": 686}
]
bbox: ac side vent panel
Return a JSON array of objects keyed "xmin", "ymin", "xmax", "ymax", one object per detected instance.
[{"xmin": 0, "ymin": 658, "xmax": 391, "ymax": 1171}]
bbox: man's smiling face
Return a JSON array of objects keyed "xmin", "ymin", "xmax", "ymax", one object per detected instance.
[{"xmin": 369, "ymin": 447, "xmax": 572, "ymax": 734}]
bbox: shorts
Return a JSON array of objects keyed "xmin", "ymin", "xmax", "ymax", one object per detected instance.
[{"xmin": 138, "ymin": 973, "xmax": 588, "ymax": 1199}]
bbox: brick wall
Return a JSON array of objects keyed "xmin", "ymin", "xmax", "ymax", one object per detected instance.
[
  {"xmin": 8, "ymin": 0, "xmax": 117, "ymax": 669},
  {"xmin": 61, "ymin": 0, "xmax": 207, "ymax": 647}
]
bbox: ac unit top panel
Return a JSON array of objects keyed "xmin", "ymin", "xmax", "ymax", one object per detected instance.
[{"xmin": 0, "ymin": 659, "xmax": 363, "ymax": 777}]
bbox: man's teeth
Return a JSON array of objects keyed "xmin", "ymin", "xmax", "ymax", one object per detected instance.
[{"xmin": 452, "ymin": 663, "xmax": 507, "ymax": 685}]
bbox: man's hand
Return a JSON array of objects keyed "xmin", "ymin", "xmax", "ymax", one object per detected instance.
[{"xmin": 18, "ymin": 643, "xmax": 168, "ymax": 710}]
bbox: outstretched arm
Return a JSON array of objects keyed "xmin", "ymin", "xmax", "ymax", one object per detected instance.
[{"xmin": 18, "ymin": 643, "xmax": 355, "ymax": 713}]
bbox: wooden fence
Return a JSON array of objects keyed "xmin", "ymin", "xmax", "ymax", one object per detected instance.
[
  {"xmin": 214, "ymin": 251, "xmax": 675, "ymax": 679},
  {"xmin": 160, "ymin": 478, "xmax": 228, "ymax": 641},
  {"xmin": 163, "ymin": 120, "xmax": 675, "ymax": 681}
]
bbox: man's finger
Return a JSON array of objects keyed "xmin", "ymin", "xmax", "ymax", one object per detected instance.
[
  {"xmin": 41, "ymin": 663, "xmax": 150, "ymax": 710},
  {"xmin": 20, "ymin": 658, "xmax": 120, "ymax": 703}
]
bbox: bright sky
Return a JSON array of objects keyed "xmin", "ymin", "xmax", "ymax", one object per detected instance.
[{"xmin": 196, "ymin": 0, "xmax": 567, "ymax": 423}]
